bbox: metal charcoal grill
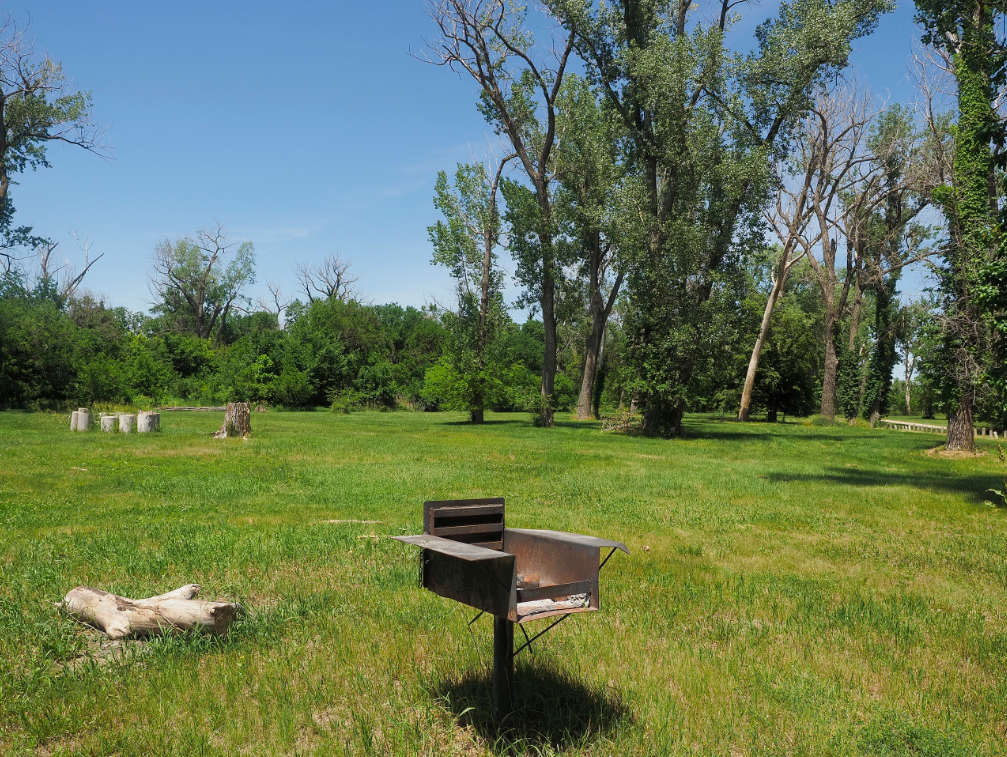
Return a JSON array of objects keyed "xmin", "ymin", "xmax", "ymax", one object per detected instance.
[{"xmin": 393, "ymin": 497, "xmax": 628, "ymax": 719}]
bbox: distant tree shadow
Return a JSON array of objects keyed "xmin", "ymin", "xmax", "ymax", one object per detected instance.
[
  {"xmin": 766, "ymin": 466, "xmax": 1002, "ymax": 505},
  {"xmin": 433, "ymin": 660, "xmax": 631, "ymax": 755},
  {"xmin": 441, "ymin": 419, "xmax": 528, "ymax": 426}
]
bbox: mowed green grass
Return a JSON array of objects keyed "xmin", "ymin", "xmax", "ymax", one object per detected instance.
[{"xmin": 1, "ymin": 410, "xmax": 1006, "ymax": 756}]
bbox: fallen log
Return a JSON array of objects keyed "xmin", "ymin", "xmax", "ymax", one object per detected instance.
[{"xmin": 62, "ymin": 584, "xmax": 240, "ymax": 639}]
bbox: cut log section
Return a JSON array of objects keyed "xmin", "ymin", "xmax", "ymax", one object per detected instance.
[
  {"xmin": 214, "ymin": 402, "xmax": 251, "ymax": 439},
  {"xmin": 118, "ymin": 413, "xmax": 136, "ymax": 433},
  {"xmin": 137, "ymin": 411, "xmax": 160, "ymax": 433},
  {"xmin": 62, "ymin": 584, "xmax": 241, "ymax": 639}
]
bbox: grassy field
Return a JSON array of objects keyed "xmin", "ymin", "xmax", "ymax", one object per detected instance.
[{"xmin": 1, "ymin": 410, "xmax": 1006, "ymax": 756}]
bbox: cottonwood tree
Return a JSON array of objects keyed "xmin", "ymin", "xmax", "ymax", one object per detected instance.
[
  {"xmin": 895, "ymin": 297, "xmax": 932, "ymax": 415},
  {"xmin": 549, "ymin": 0, "xmax": 892, "ymax": 436},
  {"xmin": 850, "ymin": 108, "xmax": 938, "ymax": 424},
  {"xmin": 149, "ymin": 225, "xmax": 256, "ymax": 346},
  {"xmin": 0, "ymin": 13, "xmax": 107, "ymax": 272},
  {"xmin": 424, "ymin": 0, "xmax": 574, "ymax": 426},
  {"xmin": 915, "ymin": 0, "xmax": 1005, "ymax": 451},
  {"xmin": 427, "ymin": 157, "xmax": 512, "ymax": 422},
  {"xmin": 554, "ymin": 75, "xmax": 625, "ymax": 420},
  {"xmin": 795, "ymin": 87, "xmax": 876, "ymax": 420},
  {"xmin": 296, "ymin": 254, "xmax": 359, "ymax": 303}
]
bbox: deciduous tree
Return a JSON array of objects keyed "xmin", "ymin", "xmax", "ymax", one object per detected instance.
[
  {"xmin": 149, "ymin": 225, "xmax": 256, "ymax": 346},
  {"xmin": 424, "ymin": 0, "xmax": 574, "ymax": 426}
]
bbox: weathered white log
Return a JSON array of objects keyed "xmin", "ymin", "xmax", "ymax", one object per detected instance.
[
  {"xmin": 137, "ymin": 411, "xmax": 160, "ymax": 433},
  {"xmin": 76, "ymin": 409, "xmax": 91, "ymax": 431},
  {"xmin": 214, "ymin": 402, "xmax": 251, "ymax": 439},
  {"xmin": 100, "ymin": 415, "xmax": 118, "ymax": 432},
  {"xmin": 62, "ymin": 584, "xmax": 240, "ymax": 639},
  {"xmin": 118, "ymin": 413, "xmax": 136, "ymax": 433},
  {"xmin": 71, "ymin": 411, "xmax": 79, "ymax": 431}
]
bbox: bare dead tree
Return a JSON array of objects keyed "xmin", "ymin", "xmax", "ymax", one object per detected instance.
[
  {"xmin": 295, "ymin": 254, "xmax": 359, "ymax": 303},
  {"xmin": 794, "ymin": 86, "xmax": 876, "ymax": 419},
  {"xmin": 59, "ymin": 231, "xmax": 104, "ymax": 301},
  {"xmin": 257, "ymin": 281, "xmax": 291, "ymax": 324},
  {"xmin": 422, "ymin": 0, "xmax": 574, "ymax": 426},
  {"xmin": 737, "ymin": 137, "xmax": 819, "ymax": 421}
]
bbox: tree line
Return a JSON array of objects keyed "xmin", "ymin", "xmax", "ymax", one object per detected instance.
[{"xmin": 1, "ymin": 2, "xmax": 1006, "ymax": 453}]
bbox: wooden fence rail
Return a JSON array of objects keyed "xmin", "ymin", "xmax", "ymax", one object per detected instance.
[{"xmin": 879, "ymin": 419, "xmax": 999, "ymax": 438}]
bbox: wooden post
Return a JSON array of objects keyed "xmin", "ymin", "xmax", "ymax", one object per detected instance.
[{"xmin": 492, "ymin": 615, "xmax": 514, "ymax": 721}]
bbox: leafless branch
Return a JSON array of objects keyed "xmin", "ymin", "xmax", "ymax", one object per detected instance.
[
  {"xmin": 257, "ymin": 280, "xmax": 291, "ymax": 321},
  {"xmin": 295, "ymin": 254, "xmax": 360, "ymax": 303}
]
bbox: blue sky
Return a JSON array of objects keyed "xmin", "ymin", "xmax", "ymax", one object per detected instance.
[{"xmin": 11, "ymin": 0, "xmax": 926, "ymax": 314}]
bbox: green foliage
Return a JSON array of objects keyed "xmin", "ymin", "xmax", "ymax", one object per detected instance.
[
  {"xmin": 984, "ymin": 444, "xmax": 1007, "ymax": 507},
  {"xmin": 915, "ymin": 0, "xmax": 1000, "ymax": 434},
  {"xmin": 550, "ymin": 0, "xmax": 891, "ymax": 436},
  {"xmin": 428, "ymin": 162, "xmax": 514, "ymax": 422},
  {"xmin": 149, "ymin": 231, "xmax": 257, "ymax": 343},
  {"xmin": 0, "ymin": 287, "xmax": 459, "ymax": 411},
  {"xmin": 858, "ymin": 711, "xmax": 973, "ymax": 757}
]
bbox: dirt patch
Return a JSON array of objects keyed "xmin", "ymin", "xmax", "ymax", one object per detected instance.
[{"xmin": 925, "ymin": 447, "xmax": 988, "ymax": 459}]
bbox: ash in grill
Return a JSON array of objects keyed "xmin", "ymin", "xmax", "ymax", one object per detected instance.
[{"xmin": 393, "ymin": 497, "xmax": 628, "ymax": 719}]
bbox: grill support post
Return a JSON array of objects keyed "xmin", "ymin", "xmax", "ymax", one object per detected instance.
[{"xmin": 492, "ymin": 615, "xmax": 514, "ymax": 720}]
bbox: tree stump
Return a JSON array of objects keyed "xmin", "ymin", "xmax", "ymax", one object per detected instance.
[
  {"xmin": 118, "ymin": 413, "xmax": 137, "ymax": 433},
  {"xmin": 137, "ymin": 411, "xmax": 160, "ymax": 433},
  {"xmin": 75, "ymin": 408, "xmax": 91, "ymax": 431},
  {"xmin": 100, "ymin": 415, "xmax": 118, "ymax": 432},
  {"xmin": 214, "ymin": 403, "xmax": 251, "ymax": 439},
  {"xmin": 62, "ymin": 584, "xmax": 240, "ymax": 639}
]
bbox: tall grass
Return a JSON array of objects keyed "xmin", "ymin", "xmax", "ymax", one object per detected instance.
[{"xmin": 0, "ymin": 410, "xmax": 1005, "ymax": 755}]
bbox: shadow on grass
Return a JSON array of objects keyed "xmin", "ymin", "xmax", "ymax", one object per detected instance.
[
  {"xmin": 766, "ymin": 466, "xmax": 1001, "ymax": 505},
  {"xmin": 434, "ymin": 661, "xmax": 630, "ymax": 755},
  {"xmin": 441, "ymin": 419, "xmax": 529, "ymax": 427}
]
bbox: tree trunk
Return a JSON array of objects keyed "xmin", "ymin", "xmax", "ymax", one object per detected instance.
[
  {"xmin": 592, "ymin": 327, "xmax": 608, "ymax": 420},
  {"xmin": 214, "ymin": 403, "xmax": 251, "ymax": 438},
  {"xmin": 540, "ymin": 265, "xmax": 557, "ymax": 427},
  {"xmin": 946, "ymin": 398, "xmax": 976, "ymax": 452},
  {"xmin": 767, "ymin": 397, "xmax": 778, "ymax": 423},
  {"xmin": 739, "ymin": 257, "xmax": 790, "ymax": 421},
  {"xmin": 904, "ymin": 354, "xmax": 913, "ymax": 415},
  {"xmin": 470, "ymin": 404, "xmax": 484, "ymax": 424},
  {"xmin": 63, "ymin": 584, "xmax": 240, "ymax": 640},
  {"xmin": 820, "ymin": 323, "xmax": 838, "ymax": 419},
  {"xmin": 576, "ymin": 298, "xmax": 609, "ymax": 420}
]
